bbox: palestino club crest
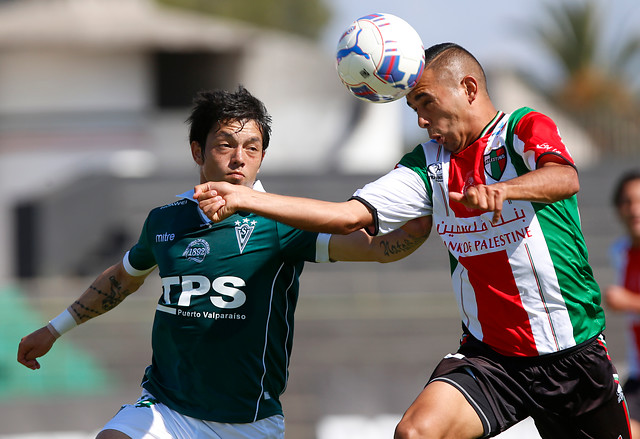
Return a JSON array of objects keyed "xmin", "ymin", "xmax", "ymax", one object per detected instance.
[
  {"xmin": 484, "ymin": 145, "xmax": 507, "ymax": 181},
  {"xmin": 183, "ymin": 238, "xmax": 210, "ymax": 263}
]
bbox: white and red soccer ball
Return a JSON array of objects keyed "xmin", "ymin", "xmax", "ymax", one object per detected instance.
[{"xmin": 336, "ymin": 13, "xmax": 425, "ymax": 103}]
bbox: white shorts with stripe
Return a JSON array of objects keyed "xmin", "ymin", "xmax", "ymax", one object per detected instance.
[{"xmin": 101, "ymin": 390, "xmax": 285, "ymax": 439}]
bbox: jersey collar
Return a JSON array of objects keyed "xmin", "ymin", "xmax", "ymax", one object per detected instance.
[
  {"xmin": 177, "ymin": 180, "xmax": 266, "ymax": 224},
  {"xmin": 479, "ymin": 111, "xmax": 505, "ymax": 138}
]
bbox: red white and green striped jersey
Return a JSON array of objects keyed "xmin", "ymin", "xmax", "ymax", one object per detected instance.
[
  {"xmin": 352, "ymin": 107, "xmax": 604, "ymax": 357},
  {"xmin": 610, "ymin": 238, "xmax": 640, "ymax": 376}
]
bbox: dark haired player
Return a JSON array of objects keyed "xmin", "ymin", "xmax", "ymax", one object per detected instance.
[
  {"xmin": 17, "ymin": 86, "xmax": 429, "ymax": 439},
  {"xmin": 194, "ymin": 45, "xmax": 631, "ymax": 438}
]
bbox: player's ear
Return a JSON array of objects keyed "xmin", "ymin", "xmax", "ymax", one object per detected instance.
[
  {"xmin": 462, "ymin": 75, "xmax": 478, "ymax": 103},
  {"xmin": 191, "ymin": 141, "xmax": 204, "ymax": 165}
]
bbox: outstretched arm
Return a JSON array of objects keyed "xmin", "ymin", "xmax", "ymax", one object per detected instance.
[
  {"xmin": 194, "ymin": 181, "xmax": 375, "ymax": 235},
  {"xmin": 604, "ymin": 285, "xmax": 640, "ymax": 313},
  {"xmin": 328, "ymin": 216, "xmax": 432, "ymax": 262},
  {"xmin": 449, "ymin": 162, "xmax": 579, "ymax": 224},
  {"xmin": 17, "ymin": 261, "xmax": 149, "ymax": 370}
]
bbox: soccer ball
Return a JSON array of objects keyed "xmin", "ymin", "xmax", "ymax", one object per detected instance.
[{"xmin": 335, "ymin": 13, "xmax": 425, "ymax": 103}]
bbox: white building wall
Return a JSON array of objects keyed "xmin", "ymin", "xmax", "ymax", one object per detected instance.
[{"xmin": 0, "ymin": 49, "xmax": 151, "ymax": 113}]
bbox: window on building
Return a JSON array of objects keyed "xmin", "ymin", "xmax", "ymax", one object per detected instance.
[{"xmin": 153, "ymin": 50, "xmax": 241, "ymax": 108}]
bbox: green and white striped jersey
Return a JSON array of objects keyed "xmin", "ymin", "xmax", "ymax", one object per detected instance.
[{"xmin": 123, "ymin": 184, "xmax": 324, "ymax": 423}]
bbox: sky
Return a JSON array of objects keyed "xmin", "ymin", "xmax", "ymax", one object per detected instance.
[
  {"xmin": 321, "ymin": 0, "xmax": 640, "ymax": 88},
  {"xmin": 320, "ymin": 0, "xmax": 640, "ymax": 142}
]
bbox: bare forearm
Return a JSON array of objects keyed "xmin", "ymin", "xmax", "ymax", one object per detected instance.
[
  {"xmin": 236, "ymin": 188, "xmax": 373, "ymax": 235},
  {"xmin": 195, "ymin": 181, "xmax": 375, "ymax": 233},
  {"xmin": 502, "ymin": 163, "xmax": 579, "ymax": 203},
  {"xmin": 68, "ymin": 263, "xmax": 143, "ymax": 324},
  {"xmin": 329, "ymin": 216, "xmax": 431, "ymax": 262},
  {"xmin": 449, "ymin": 162, "xmax": 579, "ymax": 225},
  {"xmin": 367, "ymin": 232, "xmax": 427, "ymax": 263},
  {"xmin": 18, "ymin": 262, "xmax": 145, "ymax": 370}
]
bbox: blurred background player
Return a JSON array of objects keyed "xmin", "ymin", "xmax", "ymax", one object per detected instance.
[
  {"xmin": 604, "ymin": 170, "xmax": 640, "ymax": 437},
  {"xmin": 17, "ymin": 86, "xmax": 429, "ymax": 439}
]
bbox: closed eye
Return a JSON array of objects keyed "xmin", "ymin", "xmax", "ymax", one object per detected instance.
[{"xmin": 407, "ymin": 91, "xmax": 433, "ymax": 112}]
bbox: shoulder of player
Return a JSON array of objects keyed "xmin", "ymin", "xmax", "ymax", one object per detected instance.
[
  {"xmin": 141, "ymin": 198, "xmax": 201, "ymax": 230},
  {"xmin": 398, "ymin": 141, "xmax": 435, "ymax": 169},
  {"xmin": 509, "ymin": 107, "xmax": 557, "ymax": 134},
  {"xmin": 145, "ymin": 198, "xmax": 192, "ymax": 218}
]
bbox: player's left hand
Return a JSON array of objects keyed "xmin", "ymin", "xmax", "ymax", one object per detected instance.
[
  {"xmin": 449, "ymin": 183, "xmax": 507, "ymax": 225},
  {"xmin": 194, "ymin": 181, "xmax": 236, "ymax": 222},
  {"xmin": 17, "ymin": 326, "xmax": 57, "ymax": 370}
]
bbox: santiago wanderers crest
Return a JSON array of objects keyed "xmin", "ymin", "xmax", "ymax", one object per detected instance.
[{"xmin": 235, "ymin": 218, "xmax": 256, "ymax": 253}]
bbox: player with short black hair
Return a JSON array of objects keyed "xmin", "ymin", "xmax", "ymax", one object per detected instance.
[
  {"xmin": 17, "ymin": 86, "xmax": 429, "ymax": 439},
  {"xmin": 193, "ymin": 44, "xmax": 631, "ymax": 438}
]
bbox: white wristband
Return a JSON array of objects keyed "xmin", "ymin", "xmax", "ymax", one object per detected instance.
[
  {"xmin": 48, "ymin": 309, "xmax": 78, "ymax": 338},
  {"xmin": 316, "ymin": 233, "xmax": 332, "ymax": 263}
]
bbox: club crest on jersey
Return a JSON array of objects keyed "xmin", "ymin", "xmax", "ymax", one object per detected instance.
[
  {"xmin": 484, "ymin": 145, "xmax": 507, "ymax": 181},
  {"xmin": 235, "ymin": 218, "xmax": 256, "ymax": 253},
  {"xmin": 183, "ymin": 238, "xmax": 210, "ymax": 263},
  {"xmin": 427, "ymin": 162, "xmax": 443, "ymax": 182}
]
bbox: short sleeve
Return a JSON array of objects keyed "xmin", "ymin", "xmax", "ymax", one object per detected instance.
[
  {"xmin": 352, "ymin": 165, "xmax": 432, "ymax": 235},
  {"xmin": 512, "ymin": 111, "xmax": 575, "ymax": 170},
  {"xmin": 124, "ymin": 215, "xmax": 158, "ymax": 276}
]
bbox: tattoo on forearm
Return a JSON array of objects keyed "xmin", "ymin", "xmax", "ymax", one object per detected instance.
[
  {"xmin": 71, "ymin": 275, "xmax": 132, "ymax": 322},
  {"xmin": 102, "ymin": 275, "xmax": 129, "ymax": 310},
  {"xmin": 71, "ymin": 300, "xmax": 101, "ymax": 321},
  {"xmin": 380, "ymin": 237, "xmax": 423, "ymax": 256}
]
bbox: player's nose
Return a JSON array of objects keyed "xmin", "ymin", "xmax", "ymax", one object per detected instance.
[
  {"xmin": 230, "ymin": 146, "xmax": 245, "ymax": 164},
  {"xmin": 417, "ymin": 114, "xmax": 430, "ymax": 129}
]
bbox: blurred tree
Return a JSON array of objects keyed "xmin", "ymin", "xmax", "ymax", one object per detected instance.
[
  {"xmin": 155, "ymin": 0, "xmax": 331, "ymax": 40},
  {"xmin": 532, "ymin": 0, "xmax": 640, "ymax": 112},
  {"xmin": 529, "ymin": 0, "xmax": 640, "ymax": 153}
]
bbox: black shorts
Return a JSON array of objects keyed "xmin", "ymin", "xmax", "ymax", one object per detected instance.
[{"xmin": 429, "ymin": 333, "xmax": 631, "ymax": 438}]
